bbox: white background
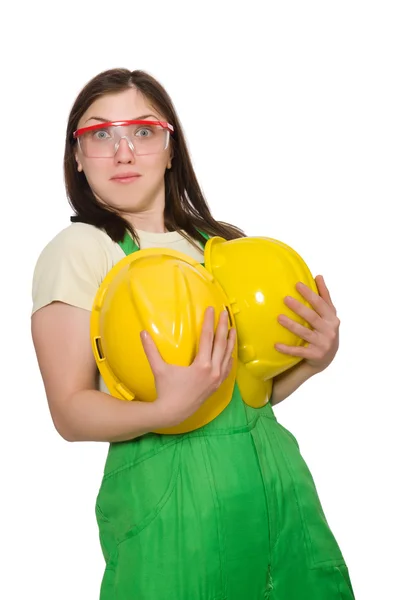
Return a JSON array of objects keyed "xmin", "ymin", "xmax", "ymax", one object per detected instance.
[{"xmin": 1, "ymin": 0, "xmax": 396, "ymax": 598}]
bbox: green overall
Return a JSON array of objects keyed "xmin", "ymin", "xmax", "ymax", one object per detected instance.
[{"xmin": 95, "ymin": 234, "xmax": 355, "ymax": 599}]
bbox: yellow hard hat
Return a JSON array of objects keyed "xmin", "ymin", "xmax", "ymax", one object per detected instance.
[
  {"xmin": 204, "ymin": 236, "xmax": 318, "ymax": 407},
  {"xmin": 90, "ymin": 247, "xmax": 237, "ymax": 435},
  {"xmin": 235, "ymin": 362, "xmax": 274, "ymax": 409}
]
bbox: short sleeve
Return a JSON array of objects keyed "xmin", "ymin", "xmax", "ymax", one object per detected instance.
[{"xmin": 31, "ymin": 224, "xmax": 114, "ymax": 314}]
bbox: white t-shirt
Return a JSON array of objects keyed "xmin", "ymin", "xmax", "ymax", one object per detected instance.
[{"xmin": 31, "ymin": 222, "xmax": 205, "ymax": 315}]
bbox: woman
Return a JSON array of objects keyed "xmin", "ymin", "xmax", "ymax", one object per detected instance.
[{"xmin": 31, "ymin": 68, "xmax": 355, "ymax": 599}]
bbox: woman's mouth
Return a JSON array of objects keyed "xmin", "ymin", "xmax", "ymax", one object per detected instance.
[{"xmin": 110, "ymin": 173, "xmax": 142, "ymax": 184}]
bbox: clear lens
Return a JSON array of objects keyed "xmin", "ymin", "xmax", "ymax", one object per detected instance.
[{"xmin": 79, "ymin": 123, "xmax": 170, "ymax": 157}]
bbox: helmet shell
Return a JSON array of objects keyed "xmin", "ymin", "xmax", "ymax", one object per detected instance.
[
  {"xmin": 90, "ymin": 247, "xmax": 237, "ymax": 434},
  {"xmin": 204, "ymin": 236, "xmax": 318, "ymax": 403}
]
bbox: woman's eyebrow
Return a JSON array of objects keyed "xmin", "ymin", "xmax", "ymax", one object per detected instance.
[{"xmin": 84, "ymin": 113, "xmax": 158, "ymax": 124}]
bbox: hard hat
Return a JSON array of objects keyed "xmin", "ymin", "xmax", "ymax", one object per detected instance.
[
  {"xmin": 236, "ymin": 362, "xmax": 274, "ymax": 409},
  {"xmin": 204, "ymin": 236, "xmax": 318, "ymax": 407},
  {"xmin": 90, "ymin": 247, "xmax": 237, "ymax": 435}
]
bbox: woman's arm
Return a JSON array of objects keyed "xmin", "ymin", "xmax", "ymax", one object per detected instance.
[
  {"xmin": 270, "ymin": 361, "xmax": 319, "ymax": 406},
  {"xmin": 32, "ymin": 302, "xmax": 235, "ymax": 443},
  {"xmin": 31, "ymin": 302, "xmax": 163, "ymax": 443}
]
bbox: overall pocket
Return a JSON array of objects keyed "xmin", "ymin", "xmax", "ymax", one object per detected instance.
[{"xmin": 96, "ymin": 441, "xmax": 182, "ymax": 546}]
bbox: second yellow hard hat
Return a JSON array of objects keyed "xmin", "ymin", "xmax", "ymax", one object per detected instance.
[{"xmin": 204, "ymin": 236, "xmax": 318, "ymax": 407}]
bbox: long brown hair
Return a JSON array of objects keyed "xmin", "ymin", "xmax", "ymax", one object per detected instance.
[{"xmin": 64, "ymin": 68, "xmax": 245, "ymax": 247}]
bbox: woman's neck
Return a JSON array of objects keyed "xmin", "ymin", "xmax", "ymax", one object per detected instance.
[{"xmin": 123, "ymin": 210, "xmax": 167, "ymax": 233}]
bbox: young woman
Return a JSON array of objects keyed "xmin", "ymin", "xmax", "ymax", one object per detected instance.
[{"xmin": 31, "ymin": 68, "xmax": 355, "ymax": 599}]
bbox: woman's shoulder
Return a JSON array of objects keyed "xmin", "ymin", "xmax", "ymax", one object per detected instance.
[
  {"xmin": 34, "ymin": 222, "xmax": 125, "ymax": 269},
  {"xmin": 39, "ymin": 222, "xmax": 115, "ymax": 253},
  {"xmin": 31, "ymin": 223, "xmax": 124, "ymax": 314}
]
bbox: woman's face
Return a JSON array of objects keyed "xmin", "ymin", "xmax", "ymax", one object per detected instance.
[{"xmin": 75, "ymin": 87, "xmax": 172, "ymax": 216}]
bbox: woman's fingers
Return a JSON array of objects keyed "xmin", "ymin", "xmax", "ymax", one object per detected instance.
[
  {"xmin": 140, "ymin": 330, "xmax": 166, "ymax": 376},
  {"xmin": 211, "ymin": 310, "xmax": 230, "ymax": 367},
  {"xmin": 145, "ymin": 306, "xmax": 235, "ymax": 393},
  {"xmin": 195, "ymin": 308, "xmax": 235, "ymax": 385},
  {"xmin": 277, "ymin": 314, "xmax": 316, "ymax": 343},
  {"xmin": 221, "ymin": 328, "xmax": 237, "ymax": 375},
  {"xmin": 314, "ymin": 275, "xmax": 336, "ymax": 309},
  {"xmin": 196, "ymin": 307, "xmax": 215, "ymax": 364}
]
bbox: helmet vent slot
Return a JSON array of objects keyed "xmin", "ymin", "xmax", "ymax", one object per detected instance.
[{"xmin": 94, "ymin": 337, "xmax": 105, "ymax": 361}]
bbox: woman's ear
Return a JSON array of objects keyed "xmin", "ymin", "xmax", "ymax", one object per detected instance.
[
  {"xmin": 75, "ymin": 153, "xmax": 83, "ymax": 172},
  {"xmin": 167, "ymin": 150, "xmax": 174, "ymax": 170},
  {"xmin": 167, "ymin": 143, "xmax": 174, "ymax": 169}
]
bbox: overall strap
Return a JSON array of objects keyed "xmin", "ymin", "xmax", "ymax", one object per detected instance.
[
  {"xmin": 118, "ymin": 229, "xmax": 211, "ymax": 256},
  {"xmin": 197, "ymin": 229, "xmax": 210, "ymax": 249},
  {"xmin": 118, "ymin": 231, "xmax": 140, "ymax": 256}
]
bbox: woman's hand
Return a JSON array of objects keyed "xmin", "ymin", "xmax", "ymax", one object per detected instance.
[
  {"xmin": 275, "ymin": 275, "xmax": 340, "ymax": 373},
  {"xmin": 140, "ymin": 307, "xmax": 236, "ymax": 428}
]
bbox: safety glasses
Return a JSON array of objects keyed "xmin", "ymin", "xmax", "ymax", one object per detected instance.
[{"xmin": 73, "ymin": 119, "xmax": 174, "ymax": 158}]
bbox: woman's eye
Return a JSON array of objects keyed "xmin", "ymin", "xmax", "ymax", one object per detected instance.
[
  {"xmin": 136, "ymin": 128, "xmax": 152, "ymax": 138},
  {"xmin": 93, "ymin": 129, "xmax": 111, "ymax": 140}
]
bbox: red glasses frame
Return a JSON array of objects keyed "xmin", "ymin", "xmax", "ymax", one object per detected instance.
[{"xmin": 73, "ymin": 119, "xmax": 175, "ymax": 139}]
